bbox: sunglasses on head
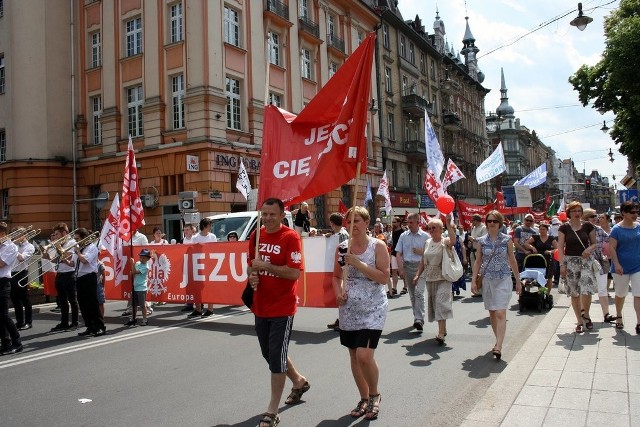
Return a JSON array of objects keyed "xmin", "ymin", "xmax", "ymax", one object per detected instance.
[{"xmin": 486, "ymin": 219, "xmax": 500, "ymax": 224}]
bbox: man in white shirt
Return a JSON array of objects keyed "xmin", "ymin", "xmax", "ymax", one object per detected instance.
[
  {"xmin": 48, "ymin": 223, "xmax": 79, "ymax": 332},
  {"xmin": 10, "ymin": 227, "xmax": 35, "ymax": 330},
  {"xmin": 73, "ymin": 228, "xmax": 106, "ymax": 337},
  {"xmin": 188, "ymin": 218, "xmax": 218, "ymax": 318},
  {"xmin": 0, "ymin": 222, "xmax": 21, "ymax": 354}
]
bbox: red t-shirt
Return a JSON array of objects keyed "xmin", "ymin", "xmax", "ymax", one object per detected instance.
[{"xmin": 249, "ymin": 225, "xmax": 303, "ymax": 317}]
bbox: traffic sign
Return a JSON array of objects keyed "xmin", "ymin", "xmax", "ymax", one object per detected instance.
[{"xmin": 619, "ymin": 189, "xmax": 638, "ymax": 204}]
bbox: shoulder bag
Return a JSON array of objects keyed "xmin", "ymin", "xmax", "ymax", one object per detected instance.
[
  {"xmin": 442, "ymin": 243, "xmax": 464, "ymax": 282},
  {"xmin": 476, "ymin": 238, "xmax": 499, "ymax": 291}
]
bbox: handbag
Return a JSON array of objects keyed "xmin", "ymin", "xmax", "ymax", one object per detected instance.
[
  {"xmin": 241, "ymin": 282, "xmax": 254, "ymax": 308},
  {"xmin": 441, "ymin": 245, "xmax": 464, "ymax": 282},
  {"xmin": 570, "ymin": 227, "xmax": 602, "ymax": 276}
]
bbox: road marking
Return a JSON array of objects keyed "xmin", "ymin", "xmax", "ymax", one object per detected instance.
[{"xmin": 0, "ymin": 309, "xmax": 250, "ymax": 370}]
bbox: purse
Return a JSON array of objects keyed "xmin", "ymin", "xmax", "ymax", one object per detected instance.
[
  {"xmin": 442, "ymin": 245, "xmax": 464, "ymax": 282},
  {"xmin": 241, "ymin": 282, "xmax": 254, "ymax": 308}
]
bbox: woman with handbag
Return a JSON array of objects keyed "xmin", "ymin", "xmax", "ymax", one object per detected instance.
[
  {"xmin": 413, "ymin": 216, "xmax": 458, "ymax": 344},
  {"xmin": 557, "ymin": 201, "xmax": 598, "ymax": 333},
  {"xmin": 584, "ymin": 209, "xmax": 616, "ymax": 324},
  {"xmin": 471, "ymin": 210, "xmax": 521, "ymax": 360}
]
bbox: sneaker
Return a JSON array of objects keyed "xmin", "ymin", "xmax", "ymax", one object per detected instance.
[
  {"xmin": 413, "ymin": 321, "xmax": 423, "ymax": 331},
  {"xmin": 201, "ymin": 310, "xmax": 214, "ymax": 317},
  {"xmin": 187, "ymin": 310, "xmax": 202, "ymax": 319},
  {"xmin": 78, "ymin": 329, "xmax": 94, "ymax": 337},
  {"xmin": 1, "ymin": 344, "xmax": 24, "ymax": 355},
  {"xmin": 180, "ymin": 305, "xmax": 193, "ymax": 312},
  {"xmin": 19, "ymin": 323, "xmax": 33, "ymax": 331},
  {"xmin": 121, "ymin": 311, "xmax": 131, "ymax": 317},
  {"xmin": 50, "ymin": 323, "xmax": 68, "ymax": 332},
  {"xmin": 67, "ymin": 323, "xmax": 78, "ymax": 331}
]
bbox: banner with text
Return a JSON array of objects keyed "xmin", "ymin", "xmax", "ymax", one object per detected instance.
[{"xmin": 476, "ymin": 143, "xmax": 506, "ymax": 184}]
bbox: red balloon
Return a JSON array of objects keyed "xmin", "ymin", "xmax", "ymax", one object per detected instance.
[
  {"xmin": 553, "ymin": 249, "xmax": 560, "ymax": 261},
  {"xmin": 436, "ymin": 194, "xmax": 455, "ymax": 215},
  {"xmin": 558, "ymin": 211, "xmax": 567, "ymax": 222}
]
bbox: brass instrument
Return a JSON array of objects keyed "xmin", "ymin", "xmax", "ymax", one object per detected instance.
[
  {"xmin": 63, "ymin": 231, "xmax": 100, "ymax": 254},
  {"xmin": 0, "ymin": 226, "xmax": 33, "ymax": 244},
  {"xmin": 36, "ymin": 229, "xmax": 79, "ymax": 258}
]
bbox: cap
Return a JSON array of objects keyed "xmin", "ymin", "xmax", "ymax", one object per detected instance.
[
  {"xmin": 139, "ymin": 249, "xmax": 151, "ymax": 257},
  {"xmin": 551, "ymin": 218, "xmax": 560, "ymax": 225}
]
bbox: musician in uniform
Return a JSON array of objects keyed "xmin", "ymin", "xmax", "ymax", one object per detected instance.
[
  {"xmin": 0, "ymin": 222, "xmax": 22, "ymax": 355},
  {"xmin": 10, "ymin": 227, "xmax": 35, "ymax": 330},
  {"xmin": 74, "ymin": 228, "xmax": 105, "ymax": 337},
  {"xmin": 47, "ymin": 223, "xmax": 79, "ymax": 332}
]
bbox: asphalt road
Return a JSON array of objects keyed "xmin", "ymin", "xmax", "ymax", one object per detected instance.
[{"xmin": 0, "ymin": 280, "xmax": 547, "ymax": 427}]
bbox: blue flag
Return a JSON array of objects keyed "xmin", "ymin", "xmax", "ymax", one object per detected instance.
[{"xmin": 514, "ymin": 162, "xmax": 547, "ymax": 189}]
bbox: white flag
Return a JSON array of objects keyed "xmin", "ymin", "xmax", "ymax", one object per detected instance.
[
  {"xmin": 236, "ymin": 158, "xmax": 252, "ymax": 200},
  {"xmin": 99, "ymin": 194, "xmax": 127, "ymax": 286},
  {"xmin": 376, "ymin": 170, "xmax": 392, "ymax": 216},
  {"xmin": 425, "ymin": 110, "xmax": 445, "ymax": 180},
  {"xmin": 558, "ymin": 197, "xmax": 566, "ymax": 213},
  {"xmin": 441, "ymin": 159, "xmax": 466, "ymax": 190},
  {"xmin": 476, "ymin": 143, "xmax": 506, "ymax": 184}
]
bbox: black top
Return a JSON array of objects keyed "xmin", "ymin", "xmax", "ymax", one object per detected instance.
[
  {"xmin": 294, "ymin": 210, "xmax": 310, "ymax": 232},
  {"xmin": 559, "ymin": 222, "xmax": 595, "ymax": 256},
  {"xmin": 390, "ymin": 228, "xmax": 404, "ymax": 256}
]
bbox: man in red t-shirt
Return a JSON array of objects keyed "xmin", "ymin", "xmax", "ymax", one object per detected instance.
[{"xmin": 248, "ymin": 198, "xmax": 309, "ymax": 427}]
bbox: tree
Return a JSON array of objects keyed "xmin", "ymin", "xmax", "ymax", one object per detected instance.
[{"xmin": 569, "ymin": 0, "xmax": 640, "ymax": 165}]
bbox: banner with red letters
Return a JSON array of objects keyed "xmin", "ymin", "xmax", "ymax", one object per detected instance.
[{"xmin": 102, "ymin": 238, "xmax": 339, "ymax": 308}]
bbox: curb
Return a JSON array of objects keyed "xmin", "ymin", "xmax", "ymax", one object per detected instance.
[{"xmin": 460, "ymin": 293, "xmax": 572, "ymax": 426}]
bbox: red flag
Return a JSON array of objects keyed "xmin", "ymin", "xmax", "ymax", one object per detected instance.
[
  {"xmin": 338, "ymin": 200, "xmax": 348, "ymax": 216},
  {"xmin": 258, "ymin": 33, "xmax": 376, "ymax": 206},
  {"xmin": 99, "ymin": 194, "xmax": 127, "ymax": 286},
  {"xmin": 118, "ymin": 136, "xmax": 145, "ymax": 241},
  {"xmin": 441, "ymin": 159, "xmax": 466, "ymax": 190},
  {"xmin": 423, "ymin": 169, "xmax": 443, "ymax": 203},
  {"xmin": 543, "ymin": 192, "xmax": 551, "ymax": 211}
]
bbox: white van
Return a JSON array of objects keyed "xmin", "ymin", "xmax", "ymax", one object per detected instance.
[{"xmin": 207, "ymin": 211, "xmax": 294, "ymax": 241}]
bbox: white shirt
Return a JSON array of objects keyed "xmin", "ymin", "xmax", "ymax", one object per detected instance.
[
  {"xmin": 77, "ymin": 243, "xmax": 99, "ymax": 277},
  {"xmin": 0, "ymin": 240, "xmax": 18, "ymax": 279},
  {"xmin": 127, "ymin": 231, "xmax": 149, "ymax": 246},
  {"xmin": 57, "ymin": 238, "xmax": 78, "ymax": 273},
  {"xmin": 149, "ymin": 239, "xmax": 168, "ymax": 245},
  {"xmin": 183, "ymin": 236, "xmax": 195, "ymax": 244},
  {"xmin": 192, "ymin": 232, "xmax": 217, "ymax": 243},
  {"xmin": 12, "ymin": 240, "xmax": 35, "ymax": 272}
]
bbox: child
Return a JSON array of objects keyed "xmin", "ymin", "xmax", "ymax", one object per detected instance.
[{"xmin": 126, "ymin": 249, "xmax": 151, "ymax": 326}]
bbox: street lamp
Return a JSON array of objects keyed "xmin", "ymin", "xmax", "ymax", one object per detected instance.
[
  {"xmin": 570, "ymin": 3, "xmax": 593, "ymax": 31},
  {"xmin": 369, "ymin": 99, "xmax": 378, "ymax": 115},
  {"xmin": 608, "ymin": 148, "xmax": 615, "ymax": 163},
  {"xmin": 600, "ymin": 120, "xmax": 609, "ymax": 133}
]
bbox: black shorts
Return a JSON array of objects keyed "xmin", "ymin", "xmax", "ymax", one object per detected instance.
[
  {"xmin": 340, "ymin": 329, "xmax": 383, "ymax": 349},
  {"xmin": 255, "ymin": 315, "xmax": 294, "ymax": 373}
]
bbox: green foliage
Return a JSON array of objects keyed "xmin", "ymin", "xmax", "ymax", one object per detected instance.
[{"xmin": 568, "ymin": 0, "xmax": 640, "ymax": 164}]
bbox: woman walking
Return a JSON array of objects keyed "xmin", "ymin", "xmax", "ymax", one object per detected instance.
[
  {"xmin": 471, "ymin": 210, "xmax": 521, "ymax": 360},
  {"xmin": 608, "ymin": 201, "xmax": 640, "ymax": 333},
  {"xmin": 584, "ymin": 209, "xmax": 616, "ymax": 323},
  {"xmin": 332, "ymin": 206, "xmax": 389, "ymax": 420},
  {"xmin": 557, "ymin": 201, "xmax": 598, "ymax": 333},
  {"xmin": 413, "ymin": 217, "xmax": 456, "ymax": 344}
]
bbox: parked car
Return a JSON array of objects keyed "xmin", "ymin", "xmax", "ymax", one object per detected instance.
[{"xmin": 207, "ymin": 211, "xmax": 294, "ymax": 241}]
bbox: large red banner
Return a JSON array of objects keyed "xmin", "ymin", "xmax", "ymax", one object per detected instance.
[{"xmin": 102, "ymin": 238, "xmax": 339, "ymax": 308}]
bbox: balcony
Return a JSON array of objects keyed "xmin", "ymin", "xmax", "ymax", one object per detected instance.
[
  {"xmin": 264, "ymin": 0, "xmax": 289, "ymax": 21},
  {"xmin": 299, "ymin": 15, "xmax": 319, "ymax": 38},
  {"xmin": 328, "ymin": 33, "xmax": 345, "ymax": 55},
  {"xmin": 403, "ymin": 140, "xmax": 427, "ymax": 159},
  {"xmin": 442, "ymin": 110, "xmax": 462, "ymax": 131},
  {"xmin": 401, "ymin": 93, "xmax": 432, "ymax": 117}
]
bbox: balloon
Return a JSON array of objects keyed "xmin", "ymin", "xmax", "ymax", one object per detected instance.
[
  {"xmin": 436, "ymin": 195, "xmax": 455, "ymax": 215},
  {"xmin": 553, "ymin": 249, "xmax": 560, "ymax": 261},
  {"xmin": 558, "ymin": 211, "xmax": 567, "ymax": 222}
]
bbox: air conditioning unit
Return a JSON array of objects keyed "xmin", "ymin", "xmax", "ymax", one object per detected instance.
[{"xmin": 142, "ymin": 194, "xmax": 155, "ymax": 208}]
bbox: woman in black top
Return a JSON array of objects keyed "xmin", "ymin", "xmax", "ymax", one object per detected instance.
[
  {"xmin": 524, "ymin": 222, "xmax": 557, "ymax": 281},
  {"xmin": 292, "ymin": 202, "xmax": 311, "ymax": 236}
]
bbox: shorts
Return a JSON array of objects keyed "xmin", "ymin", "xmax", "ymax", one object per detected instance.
[
  {"xmin": 133, "ymin": 291, "xmax": 147, "ymax": 308},
  {"xmin": 255, "ymin": 315, "xmax": 293, "ymax": 373},
  {"xmin": 612, "ymin": 271, "xmax": 640, "ymax": 298},
  {"xmin": 339, "ymin": 329, "xmax": 382, "ymax": 349},
  {"xmin": 390, "ymin": 255, "xmax": 398, "ymax": 270},
  {"xmin": 596, "ymin": 273, "xmax": 609, "ymax": 297}
]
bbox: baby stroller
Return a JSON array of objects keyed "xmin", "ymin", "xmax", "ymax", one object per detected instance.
[{"xmin": 518, "ymin": 254, "xmax": 553, "ymax": 313}]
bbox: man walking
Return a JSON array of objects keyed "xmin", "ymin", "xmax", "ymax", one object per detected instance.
[
  {"xmin": 0, "ymin": 222, "xmax": 22, "ymax": 355},
  {"xmin": 248, "ymin": 198, "xmax": 309, "ymax": 427},
  {"xmin": 395, "ymin": 213, "xmax": 430, "ymax": 331}
]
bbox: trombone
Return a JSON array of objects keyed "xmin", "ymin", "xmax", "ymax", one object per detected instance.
[
  {"xmin": 34, "ymin": 229, "xmax": 79, "ymax": 258},
  {"xmin": 59, "ymin": 231, "xmax": 100, "ymax": 255},
  {"xmin": 1, "ymin": 226, "xmax": 34, "ymax": 244}
]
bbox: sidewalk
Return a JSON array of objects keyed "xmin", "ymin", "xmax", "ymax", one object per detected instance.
[{"xmin": 462, "ymin": 292, "xmax": 639, "ymax": 427}]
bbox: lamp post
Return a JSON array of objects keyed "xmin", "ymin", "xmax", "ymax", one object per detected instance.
[{"xmin": 570, "ymin": 2, "xmax": 593, "ymax": 31}]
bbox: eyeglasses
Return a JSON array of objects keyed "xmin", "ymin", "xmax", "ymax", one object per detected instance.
[{"xmin": 486, "ymin": 219, "xmax": 500, "ymax": 224}]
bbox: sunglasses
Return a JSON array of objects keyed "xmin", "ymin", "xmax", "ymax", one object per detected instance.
[
  {"xmin": 486, "ymin": 219, "xmax": 500, "ymax": 224},
  {"xmin": 525, "ymin": 219, "xmax": 534, "ymax": 222}
]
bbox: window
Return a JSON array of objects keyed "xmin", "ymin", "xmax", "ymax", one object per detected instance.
[
  {"xmin": 382, "ymin": 24, "xmax": 389, "ymax": 48},
  {"xmin": 391, "ymin": 161, "xmax": 398, "ymax": 188},
  {"xmin": 172, "ymin": 74, "xmax": 185, "ymax": 129},
  {"xmin": 327, "ymin": 14, "xmax": 334, "ymax": 38},
  {"xmin": 409, "ymin": 43, "xmax": 415, "ymax": 64},
  {"xmin": 400, "ymin": 36, "xmax": 406, "ymax": 58},
  {"xmin": 301, "ymin": 48, "xmax": 311, "ymax": 80},
  {"xmin": 224, "ymin": 6, "xmax": 240, "ymax": 47},
  {"xmin": 268, "ymin": 31, "xmax": 280, "ymax": 66},
  {"xmin": 127, "ymin": 85, "xmax": 143, "ymax": 137},
  {"xmin": 268, "ymin": 92, "xmax": 281, "ymax": 107},
  {"xmin": 430, "ymin": 60, "xmax": 436, "ymax": 81},
  {"xmin": 420, "ymin": 53, "xmax": 426, "ymax": 74},
  {"xmin": 402, "ymin": 75, "xmax": 408, "ymax": 95},
  {"xmin": 387, "ymin": 113, "xmax": 395, "ymax": 141},
  {"xmin": 225, "ymin": 77, "xmax": 241, "ymax": 130},
  {"xmin": 357, "ymin": 31, "xmax": 363, "ymax": 45},
  {"xmin": 1, "ymin": 189, "xmax": 8, "ymax": 218},
  {"xmin": 170, "ymin": 3, "xmax": 183, "ymax": 43},
  {"xmin": 125, "ymin": 17, "xmax": 142, "ymax": 56},
  {"xmin": 91, "ymin": 96, "xmax": 102, "ymax": 145},
  {"xmin": 384, "ymin": 67, "xmax": 392, "ymax": 93},
  {"xmin": 329, "ymin": 62, "xmax": 338, "ymax": 78},
  {"xmin": 0, "ymin": 56, "xmax": 4, "ymax": 94},
  {"xmin": 299, "ymin": 0, "xmax": 308, "ymax": 19},
  {"xmin": 91, "ymin": 32, "xmax": 101, "ymax": 68},
  {"xmin": 407, "ymin": 166, "xmax": 413, "ymax": 190},
  {"xmin": 0, "ymin": 129, "xmax": 5, "ymax": 162}
]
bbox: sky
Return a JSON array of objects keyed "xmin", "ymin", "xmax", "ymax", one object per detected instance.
[{"xmin": 398, "ymin": 0, "xmax": 624, "ymax": 187}]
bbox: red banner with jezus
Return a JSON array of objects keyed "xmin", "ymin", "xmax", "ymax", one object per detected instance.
[{"xmin": 101, "ymin": 238, "xmax": 338, "ymax": 308}]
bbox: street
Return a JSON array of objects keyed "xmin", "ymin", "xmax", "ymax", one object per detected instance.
[{"xmin": 0, "ymin": 281, "xmax": 546, "ymax": 427}]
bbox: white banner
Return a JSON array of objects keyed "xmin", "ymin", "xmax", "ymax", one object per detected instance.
[
  {"xmin": 424, "ymin": 110, "xmax": 445, "ymax": 179},
  {"xmin": 476, "ymin": 143, "xmax": 506, "ymax": 184},
  {"xmin": 514, "ymin": 162, "xmax": 547, "ymax": 189}
]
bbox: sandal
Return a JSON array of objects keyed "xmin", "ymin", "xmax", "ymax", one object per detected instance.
[
  {"xmin": 435, "ymin": 335, "xmax": 445, "ymax": 345},
  {"xmin": 284, "ymin": 381, "xmax": 310, "ymax": 405},
  {"xmin": 492, "ymin": 348, "xmax": 501, "ymax": 360},
  {"xmin": 365, "ymin": 394, "xmax": 381, "ymax": 420},
  {"xmin": 616, "ymin": 321, "xmax": 624, "ymax": 329},
  {"xmin": 258, "ymin": 412, "xmax": 280, "ymax": 427},
  {"xmin": 582, "ymin": 315, "xmax": 593, "ymax": 330},
  {"xmin": 636, "ymin": 324, "xmax": 640, "ymax": 334},
  {"xmin": 604, "ymin": 313, "xmax": 617, "ymax": 323},
  {"xmin": 350, "ymin": 398, "xmax": 368, "ymax": 418},
  {"xmin": 575, "ymin": 324, "xmax": 584, "ymax": 333}
]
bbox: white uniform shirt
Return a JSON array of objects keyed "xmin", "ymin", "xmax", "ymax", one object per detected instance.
[
  {"xmin": 57, "ymin": 238, "xmax": 78, "ymax": 273},
  {"xmin": 192, "ymin": 232, "xmax": 218, "ymax": 243},
  {"xmin": 12, "ymin": 241, "xmax": 35, "ymax": 273},
  {"xmin": 77, "ymin": 243, "xmax": 99, "ymax": 277},
  {"xmin": 0, "ymin": 240, "xmax": 18, "ymax": 279}
]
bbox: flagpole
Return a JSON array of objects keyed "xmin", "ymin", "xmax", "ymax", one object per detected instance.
[{"xmin": 338, "ymin": 162, "xmax": 362, "ymax": 301}]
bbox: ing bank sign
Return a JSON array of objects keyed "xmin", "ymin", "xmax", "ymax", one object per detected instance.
[{"xmin": 215, "ymin": 153, "xmax": 261, "ymax": 173}]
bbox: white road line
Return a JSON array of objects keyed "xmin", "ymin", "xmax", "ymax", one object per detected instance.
[{"xmin": 0, "ymin": 309, "xmax": 250, "ymax": 370}]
